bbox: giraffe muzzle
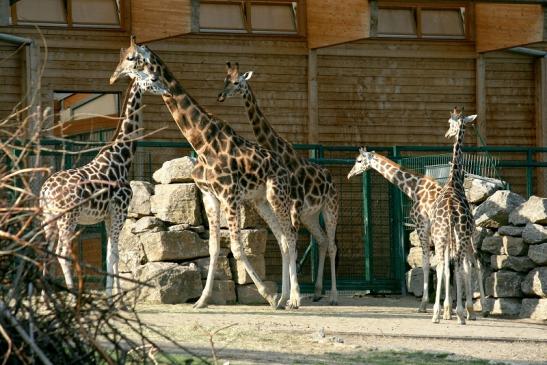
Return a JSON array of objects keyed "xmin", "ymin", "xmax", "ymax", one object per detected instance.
[{"xmin": 217, "ymin": 93, "xmax": 225, "ymax": 102}]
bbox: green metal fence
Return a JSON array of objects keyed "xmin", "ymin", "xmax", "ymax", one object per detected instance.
[{"xmin": 37, "ymin": 140, "xmax": 547, "ymax": 294}]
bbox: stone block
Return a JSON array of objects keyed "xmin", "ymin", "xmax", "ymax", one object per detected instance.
[
  {"xmin": 229, "ymin": 255, "xmax": 266, "ymax": 285},
  {"xmin": 473, "ymin": 227, "xmax": 494, "ymax": 251},
  {"xmin": 194, "ymin": 255, "xmax": 232, "ymax": 280},
  {"xmin": 483, "ymin": 298, "xmax": 522, "ymax": 316},
  {"xmin": 481, "ymin": 236, "xmax": 504, "ymax": 255},
  {"xmin": 152, "ymin": 156, "xmax": 196, "ymax": 184},
  {"xmin": 528, "ymin": 243, "xmax": 547, "ymax": 266},
  {"xmin": 139, "ymin": 230, "xmax": 208, "ymax": 262},
  {"xmin": 486, "ymin": 270, "xmax": 524, "ymax": 298},
  {"xmin": 204, "ymin": 280, "xmax": 237, "ymax": 305},
  {"xmin": 498, "ymin": 225, "xmax": 524, "ymax": 237},
  {"xmin": 132, "ymin": 216, "xmax": 165, "ymax": 234},
  {"xmin": 134, "ymin": 262, "xmax": 203, "ymax": 304},
  {"xmin": 519, "ymin": 298, "xmax": 547, "ymax": 320},
  {"xmin": 127, "ymin": 181, "xmax": 154, "ymax": 218},
  {"xmin": 522, "ymin": 223, "xmax": 547, "ymax": 245},
  {"xmin": 219, "ymin": 201, "xmax": 265, "ymax": 229},
  {"xmin": 407, "ymin": 246, "xmax": 426, "ymax": 268},
  {"xmin": 236, "ymin": 281, "xmax": 277, "ymax": 305},
  {"xmin": 464, "ymin": 175, "xmax": 504, "ymax": 204},
  {"xmin": 481, "ymin": 236, "xmax": 527, "ymax": 256},
  {"xmin": 509, "ymin": 195, "xmax": 547, "ymax": 226},
  {"xmin": 521, "ymin": 267, "xmax": 547, "ymax": 298},
  {"xmin": 490, "ymin": 255, "xmax": 535, "ymax": 273},
  {"xmin": 405, "ymin": 268, "xmax": 424, "ymax": 297},
  {"xmin": 474, "ymin": 190, "xmax": 526, "ymax": 228},
  {"xmin": 219, "ymin": 229, "xmax": 268, "ymax": 256},
  {"xmin": 118, "ymin": 218, "xmax": 146, "ymax": 273},
  {"xmin": 409, "ymin": 230, "xmax": 421, "ymax": 247},
  {"xmin": 150, "ymin": 183, "xmax": 202, "ymax": 225}
]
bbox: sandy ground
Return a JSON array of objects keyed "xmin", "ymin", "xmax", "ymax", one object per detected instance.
[{"xmin": 135, "ymin": 295, "xmax": 547, "ymax": 364}]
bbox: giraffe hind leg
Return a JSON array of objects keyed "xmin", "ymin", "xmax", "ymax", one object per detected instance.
[{"xmin": 322, "ymin": 202, "xmax": 338, "ymax": 305}]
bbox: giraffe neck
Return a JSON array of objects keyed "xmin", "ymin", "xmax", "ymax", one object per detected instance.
[
  {"xmin": 446, "ymin": 124, "xmax": 466, "ymax": 189},
  {"xmin": 371, "ymin": 154, "xmax": 421, "ymax": 200},
  {"xmin": 242, "ymin": 84, "xmax": 292, "ymax": 154},
  {"xmin": 95, "ymin": 82, "xmax": 142, "ymax": 169},
  {"xmin": 153, "ymin": 55, "xmax": 225, "ymax": 155}
]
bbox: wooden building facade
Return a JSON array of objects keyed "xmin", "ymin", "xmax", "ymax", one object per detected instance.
[{"xmin": 2, "ymin": 0, "xmax": 547, "ymax": 289}]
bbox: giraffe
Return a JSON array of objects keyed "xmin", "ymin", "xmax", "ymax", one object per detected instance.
[
  {"xmin": 109, "ymin": 39, "xmax": 301, "ymax": 309},
  {"xmin": 347, "ymin": 147, "xmax": 442, "ymax": 312},
  {"xmin": 40, "ymin": 55, "xmax": 167, "ymax": 297},
  {"xmin": 430, "ymin": 108, "xmax": 484, "ymax": 325},
  {"xmin": 216, "ymin": 62, "xmax": 339, "ymax": 304}
]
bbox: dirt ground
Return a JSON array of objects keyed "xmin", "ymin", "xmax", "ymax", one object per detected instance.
[{"xmin": 135, "ymin": 295, "xmax": 547, "ymax": 365}]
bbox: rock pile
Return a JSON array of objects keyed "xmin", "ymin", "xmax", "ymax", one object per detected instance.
[
  {"xmin": 119, "ymin": 157, "xmax": 276, "ymax": 305},
  {"xmin": 405, "ymin": 175, "xmax": 547, "ymax": 320}
]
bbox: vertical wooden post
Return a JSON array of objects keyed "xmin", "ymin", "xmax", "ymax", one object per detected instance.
[
  {"xmin": 307, "ymin": 48, "xmax": 318, "ymax": 144},
  {"xmin": 476, "ymin": 53, "xmax": 487, "ymax": 145},
  {"xmin": 0, "ymin": 0, "xmax": 9, "ymax": 25},
  {"xmin": 535, "ymin": 57, "xmax": 547, "ymax": 196}
]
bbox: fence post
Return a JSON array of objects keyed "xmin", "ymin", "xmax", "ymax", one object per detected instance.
[
  {"xmin": 391, "ymin": 146, "xmax": 407, "ymax": 295},
  {"xmin": 362, "ymin": 170, "xmax": 373, "ymax": 283},
  {"xmin": 527, "ymin": 149, "xmax": 534, "ymax": 197}
]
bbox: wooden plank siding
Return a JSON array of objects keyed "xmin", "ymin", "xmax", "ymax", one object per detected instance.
[{"xmin": 0, "ymin": 42, "xmax": 23, "ymax": 122}]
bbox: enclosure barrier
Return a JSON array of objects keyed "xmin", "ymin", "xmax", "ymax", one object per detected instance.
[{"xmin": 30, "ymin": 140, "xmax": 547, "ymax": 294}]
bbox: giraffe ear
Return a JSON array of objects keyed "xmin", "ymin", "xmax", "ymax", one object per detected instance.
[
  {"xmin": 243, "ymin": 71, "xmax": 253, "ymax": 80},
  {"xmin": 463, "ymin": 114, "xmax": 478, "ymax": 124},
  {"xmin": 226, "ymin": 61, "xmax": 231, "ymax": 69},
  {"xmin": 130, "ymin": 35, "xmax": 137, "ymax": 47},
  {"xmin": 359, "ymin": 147, "xmax": 367, "ymax": 154}
]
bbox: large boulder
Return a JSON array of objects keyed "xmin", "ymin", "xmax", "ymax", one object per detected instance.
[
  {"xmin": 407, "ymin": 246, "xmax": 432, "ymax": 268},
  {"xmin": 139, "ymin": 230, "xmax": 208, "ymax": 262},
  {"xmin": 150, "ymin": 183, "xmax": 203, "ymax": 225},
  {"xmin": 236, "ymin": 281, "xmax": 277, "ymax": 305},
  {"xmin": 490, "ymin": 255, "xmax": 535, "ymax": 273},
  {"xmin": 118, "ymin": 218, "xmax": 147, "ymax": 273},
  {"xmin": 194, "ymin": 254, "xmax": 232, "ymax": 280},
  {"xmin": 229, "ymin": 255, "xmax": 266, "ymax": 285},
  {"xmin": 219, "ymin": 229, "xmax": 268, "ymax": 256},
  {"xmin": 522, "ymin": 223, "xmax": 547, "ymax": 245},
  {"xmin": 409, "ymin": 230, "xmax": 421, "ymax": 247},
  {"xmin": 127, "ymin": 181, "xmax": 154, "ymax": 218},
  {"xmin": 133, "ymin": 262, "xmax": 203, "ymax": 304},
  {"xmin": 205, "ymin": 280, "xmax": 237, "ymax": 305},
  {"xmin": 519, "ymin": 298, "xmax": 547, "ymax": 320},
  {"xmin": 152, "ymin": 156, "xmax": 196, "ymax": 184},
  {"xmin": 509, "ymin": 195, "xmax": 547, "ymax": 226},
  {"xmin": 464, "ymin": 175, "xmax": 504, "ymax": 204},
  {"xmin": 132, "ymin": 216, "xmax": 165, "ymax": 234},
  {"xmin": 481, "ymin": 236, "xmax": 527, "ymax": 256},
  {"xmin": 483, "ymin": 298, "xmax": 522, "ymax": 316},
  {"xmin": 521, "ymin": 267, "xmax": 547, "ymax": 298},
  {"xmin": 219, "ymin": 202, "xmax": 265, "ymax": 229},
  {"xmin": 474, "ymin": 190, "xmax": 526, "ymax": 228},
  {"xmin": 473, "ymin": 227, "xmax": 494, "ymax": 251},
  {"xmin": 485, "ymin": 270, "xmax": 524, "ymax": 298},
  {"xmin": 405, "ymin": 268, "xmax": 424, "ymax": 297},
  {"xmin": 528, "ymin": 242, "xmax": 547, "ymax": 265},
  {"xmin": 498, "ymin": 225, "xmax": 524, "ymax": 237}
]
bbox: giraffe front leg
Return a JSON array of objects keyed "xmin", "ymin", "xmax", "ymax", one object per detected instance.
[
  {"xmin": 442, "ymin": 249, "xmax": 452, "ymax": 320},
  {"xmin": 463, "ymin": 256, "xmax": 476, "ymax": 321},
  {"xmin": 473, "ymin": 253, "xmax": 489, "ymax": 317},
  {"xmin": 194, "ymin": 192, "xmax": 221, "ymax": 309},
  {"xmin": 455, "ymin": 260, "xmax": 466, "ymax": 325},
  {"xmin": 227, "ymin": 202, "xmax": 277, "ymax": 308},
  {"xmin": 323, "ymin": 205, "xmax": 338, "ymax": 306},
  {"xmin": 417, "ymin": 224, "xmax": 430, "ymax": 313},
  {"xmin": 56, "ymin": 217, "xmax": 77, "ymax": 292}
]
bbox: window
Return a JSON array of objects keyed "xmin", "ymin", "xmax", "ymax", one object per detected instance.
[
  {"xmin": 377, "ymin": 4, "xmax": 466, "ymax": 39},
  {"xmin": 53, "ymin": 92, "xmax": 120, "ymax": 140},
  {"xmin": 10, "ymin": 0, "xmax": 122, "ymax": 28},
  {"xmin": 199, "ymin": 0, "xmax": 298, "ymax": 34}
]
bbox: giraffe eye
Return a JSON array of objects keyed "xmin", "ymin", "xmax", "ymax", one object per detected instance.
[
  {"xmin": 234, "ymin": 81, "xmax": 239, "ymax": 86},
  {"xmin": 127, "ymin": 55, "xmax": 135, "ymax": 61}
]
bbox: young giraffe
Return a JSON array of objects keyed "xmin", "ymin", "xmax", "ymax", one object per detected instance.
[
  {"xmin": 110, "ymin": 40, "xmax": 301, "ymax": 309},
  {"xmin": 430, "ymin": 108, "xmax": 483, "ymax": 325},
  {"xmin": 347, "ymin": 147, "xmax": 442, "ymax": 312},
  {"xmin": 40, "ymin": 59, "xmax": 166, "ymax": 297},
  {"xmin": 217, "ymin": 63, "xmax": 339, "ymax": 304}
]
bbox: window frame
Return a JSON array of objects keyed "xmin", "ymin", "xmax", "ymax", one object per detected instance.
[
  {"xmin": 375, "ymin": 1, "xmax": 471, "ymax": 41},
  {"xmin": 198, "ymin": 0, "xmax": 304, "ymax": 37},
  {"xmin": 10, "ymin": 0, "xmax": 126, "ymax": 31}
]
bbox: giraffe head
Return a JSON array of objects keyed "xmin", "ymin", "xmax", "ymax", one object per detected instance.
[
  {"xmin": 347, "ymin": 147, "xmax": 375, "ymax": 179},
  {"xmin": 445, "ymin": 107, "xmax": 477, "ymax": 138},
  {"xmin": 217, "ymin": 62, "xmax": 253, "ymax": 102},
  {"xmin": 109, "ymin": 36, "xmax": 169, "ymax": 95}
]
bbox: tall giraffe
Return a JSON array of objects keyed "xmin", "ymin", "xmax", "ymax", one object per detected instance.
[
  {"xmin": 110, "ymin": 40, "xmax": 301, "ymax": 309},
  {"xmin": 430, "ymin": 108, "xmax": 484, "ymax": 325},
  {"xmin": 347, "ymin": 147, "xmax": 442, "ymax": 312},
  {"xmin": 40, "ymin": 59, "xmax": 166, "ymax": 297},
  {"xmin": 217, "ymin": 63, "xmax": 339, "ymax": 304}
]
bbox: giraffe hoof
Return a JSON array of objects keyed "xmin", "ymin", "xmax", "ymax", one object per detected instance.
[
  {"xmin": 418, "ymin": 302, "xmax": 428, "ymax": 313},
  {"xmin": 432, "ymin": 317, "xmax": 440, "ymax": 324},
  {"xmin": 193, "ymin": 300, "xmax": 208, "ymax": 309},
  {"xmin": 329, "ymin": 299, "xmax": 338, "ymax": 306}
]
